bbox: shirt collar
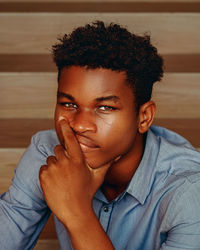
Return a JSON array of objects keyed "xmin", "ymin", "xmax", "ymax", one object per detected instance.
[{"xmin": 126, "ymin": 127, "xmax": 160, "ymax": 205}]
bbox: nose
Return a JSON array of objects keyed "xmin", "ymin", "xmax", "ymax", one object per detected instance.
[{"xmin": 69, "ymin": 110, "xmax": 97, "ymax": 134}]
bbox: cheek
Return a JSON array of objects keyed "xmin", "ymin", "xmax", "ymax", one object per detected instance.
[
  {"xmin": 97, "ymin": 114, "xmax": 137, "ymax": 147},
  {"xmin": 96, "ymin": 116, "xmax": 119, "ymax": 138},
  {"xmin": 55, "ymin": 105, "xmax": 72, "ymax": 122}
]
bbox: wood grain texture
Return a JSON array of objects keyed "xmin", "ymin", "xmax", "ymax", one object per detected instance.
[
  {"xmin": 34, "ymin": 239, "xmax": 59, "ymax": 250},
  {"xmin": 0, "ymin": 72, "xmax": 57, "ymax": 119},
  {"xmin": 1, "ymin": 2, "xmax": 200, "ymax": 12},
  {"xmin": 0, "ymin": 148, "xmax": 24, "ymax": 193},
  {"xmin": 0, "ymin": 0, "xmax": 199, "ymax": 3},
  {"xmin": 0, "ymin": 54, "xmax": 56, "ymax": 72},
  {"xmin": 0, "ymin": 13, "xmax": 199, "ymax": 54},
  {"xmin": 0, "ymin": 54, "xmax": 200, "ymax": 73},
  {"xmin": 0, "ymin": 73, "xmax": 199, "ymax": 119},
  {"xmin": 153, "ymin": 73, "xmax": 200, "ymax": 118},
  {"xmin": 39, "ymin": 214, "xmax": 57, "ymax": 239},
  {"xmin": 0, "ymin": 119, "xmax": 55, "ymax": 147}
]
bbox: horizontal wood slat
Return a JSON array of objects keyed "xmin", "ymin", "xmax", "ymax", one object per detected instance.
[
  {"xmin": 34, "ymin": 239, "xmax": 59, "ymax": 250},
  {"xmin": 0, "ymin": 13, "xmax": 199, "ymax": 54},
  {"xmin": 153, "ymin": 73, "xmax": 200, "ymax": 118},
  {"xmin": 0, "ymin": 72, "xmax": 57, "ymax": 119},
  {"xmin": 0, "ymin": 119, "xmax": 55, "ymax": 148},
  {"xmin": 0, "ymin": 54, "xmax": 200, "ymax": 73},
  {"xmin": 0, "ymin": 54, "xmax": 55, "ymax": 72},
  {"xmin": 39, "ymin": 214, "xmax": 57, "ymax": 239},
  {"xmin": 1, "ymin": 2, "xmax": 200, "ymax": 12},
  {"xmin": 1, "ymin": 73, "xmax": 199, "ymax": 119},
  {"xmin": 0, "ymin": 0, "xmax": 200, "ymax": 3},
  {"xmin": 163, "ymin": 54, "xmax": 200, "ymax": 73},
  {"xmin": 0, "ymin": 118, "xmax": 200, "ymax": 148},
  {"xmin": 0, "ymin": 148, "xmax": 24, "ymax": 192}
]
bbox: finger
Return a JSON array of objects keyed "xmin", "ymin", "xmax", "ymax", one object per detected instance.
[
  {"xmin": 59, "ymin": 118, "xmax": 83, "ymax": 158},
  {"xmin": 54, "ymin": 144, "xmax": 68, "ymax": 159},
  {"xmin": 46, "ymin": 155, "xmax": 57, "ymax": 166},
  {"xmin": 39, "ymin": 164, "xmax": 48, "ymax": 180},
  {"xmin": 40, "ymin": 164, "xmax": 48, "ymax": 172}
]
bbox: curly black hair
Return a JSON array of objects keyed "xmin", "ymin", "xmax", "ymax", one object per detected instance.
[{"xmin": 52, "ymin": 21, "xmax": 163, "ymax": 111}]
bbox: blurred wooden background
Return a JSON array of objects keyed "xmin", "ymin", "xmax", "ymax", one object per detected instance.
[{"xmin": 0, "ymin": 0, "xmax": 200, "ymax": 249}]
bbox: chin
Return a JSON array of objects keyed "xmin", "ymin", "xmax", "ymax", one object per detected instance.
[
  {"xmin": 84, "ymin": 154, "xmax": 114, "ymax": 169},
  {"xmin": 84, "ymin": 158, "xmax": 102, "ymax": 169}
]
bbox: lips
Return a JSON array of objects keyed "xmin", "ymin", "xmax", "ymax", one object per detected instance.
[{"xmin": 76, "ymin": 135, "xmax": 100, "ymax": 153}]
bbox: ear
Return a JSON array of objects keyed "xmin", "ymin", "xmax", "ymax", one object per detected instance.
[{"xmin": 138, "ymin": 101, "xmax": 156, "ymax": 134}]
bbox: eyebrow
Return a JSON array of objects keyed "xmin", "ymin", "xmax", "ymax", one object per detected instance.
[
  {"xmin": 95, "ymin": 95, "xmax": 120, "ymax": 103},
  {"xmin": 57, "ymin": 92, "xmax": 75, "ymax": 101},
  {"xmin": 57, "ymin": 91, "xmax": 120, "ymax": 103}
]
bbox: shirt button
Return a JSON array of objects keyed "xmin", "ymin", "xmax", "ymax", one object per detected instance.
[{"xmin": 103, "ymin": 206, "xmax": 109, "ymax": 212}]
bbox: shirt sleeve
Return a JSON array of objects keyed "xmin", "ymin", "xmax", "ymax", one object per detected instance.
[
  {"xmin": 0, "ymin": 131, "xmax": 55, "ymax": 250},
  {"xmin": 160, "ymin": 175, "xmax": 200, "ymax": 250}
]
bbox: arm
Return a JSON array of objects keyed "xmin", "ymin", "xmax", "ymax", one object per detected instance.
[
  {"xmin": 0, "ymin": 132, "xmax": 52, "ymax": 250},
  {"xmin": 39, "ymin": 119, "xmax": 115, "ymax": 250},
  {"xmin": 160, "ymin": 177, "xmax": 200, "ymax": 250}
]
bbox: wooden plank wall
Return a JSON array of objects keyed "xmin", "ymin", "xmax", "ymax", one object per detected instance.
[{"xmin": 0, "ymin": 1, "xmax": 200, "ymax": 249}]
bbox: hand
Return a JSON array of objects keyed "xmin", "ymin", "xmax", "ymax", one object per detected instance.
[{"xmin": 39, "ymin": 119, "xmax": 112, "ymax": 226}]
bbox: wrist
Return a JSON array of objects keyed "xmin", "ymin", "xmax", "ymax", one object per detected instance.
[
  {"xmin": 62, "ymin": 205, "xmax": 95, "ymax": 231},
  {"xmin": 63, "ymin": 208, "xmax": 115, "ymax": 250}
]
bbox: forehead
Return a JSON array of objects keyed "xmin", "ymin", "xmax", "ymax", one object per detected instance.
[{"xmin": 58, "ymin": 66, "xmax": 134, "ymax": 101}]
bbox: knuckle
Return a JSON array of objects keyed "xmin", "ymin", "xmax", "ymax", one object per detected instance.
[
  {"xmin": 39, "ymin": 165, "xmax": 47, "ymax": 178},
  {"xmin": 54, "ymin": 144, "xmax": 66, "ymax": 158},
  {"xmin": 54, "ymin": 144, "xmax": 62, "ymax": 153},
  {"xmin": 46, "ymin": 155, "xmax": 57, "ymax": 165}
]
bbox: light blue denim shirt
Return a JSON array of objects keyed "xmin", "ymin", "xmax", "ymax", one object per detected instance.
[{"xmin": 0, "ymin": 125, "xmax": 200, "ymax": 250}]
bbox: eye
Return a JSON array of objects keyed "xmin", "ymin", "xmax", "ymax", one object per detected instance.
[
  {"xmin": 98, "ymin": 105, "xmax": 118, "ymax": 112},
  {"xmin": 60, "ymin": 102, "xmax": 78, "ymax": 110}
]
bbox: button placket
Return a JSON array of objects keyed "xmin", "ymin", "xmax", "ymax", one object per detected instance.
[{"xmin": 99, "ymin": 203, "xmax": 113, "ymax": 232}]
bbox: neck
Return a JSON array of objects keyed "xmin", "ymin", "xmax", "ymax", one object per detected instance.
[{"xmin": 102, "ymin": 132, "xmax": 145, "ymax": 201}]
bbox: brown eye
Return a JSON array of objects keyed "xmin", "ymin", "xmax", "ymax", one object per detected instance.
[
  {"xmin": 98, "ymin": 106, "xmax": 118, "ymax": 112},
  {"xmin": 61, "ymin": 102, "xmax": 78, "ymax": 110}
]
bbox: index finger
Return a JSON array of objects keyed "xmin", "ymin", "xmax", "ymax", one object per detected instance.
[{"xmin": 59, "ymin": 118, "xmax": 83, "ymax": 158}]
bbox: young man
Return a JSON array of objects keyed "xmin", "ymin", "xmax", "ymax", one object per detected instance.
[{"xmin": 0, "ymin": 21, "xmax": 200, "ymax": 250}]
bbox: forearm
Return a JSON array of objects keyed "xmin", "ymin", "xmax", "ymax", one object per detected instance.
[{"xmin": 64, "ymin": 209, "xmax": 115, "ymax": 250}]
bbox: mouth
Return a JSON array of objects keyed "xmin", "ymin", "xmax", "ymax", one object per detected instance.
[{"xmin": 76, "ymin": 135, "xmax": 100, "ymax": 153}]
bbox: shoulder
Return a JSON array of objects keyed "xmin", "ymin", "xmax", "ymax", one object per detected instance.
[
  {"xmin": 18, "ymin": 129, "xmax": 59, "ymax": 174},
  {"xmin": 149, "ymin": 126, "xmax": 200, "ymax": 221},
  {"xmin": 149, "ymin": 125, "xmax": 200, "ymax": 177},
  {"xmin": 145, "ymin": 125, "xmax": 200, "ymax": 208},
  {"xmin": 13, "ymin": 130, "xmax": 59, "ymax": 199},
  {"xmin": 31, "ymin": 129, "xmax": 59, "ymax": 153},
  {"xmin": 128, "ymin": 125, "xmax": 200, "ymax": 206}
]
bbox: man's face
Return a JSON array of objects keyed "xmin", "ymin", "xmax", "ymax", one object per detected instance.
[{"xmin": 55, "ymin": 66, "xmax": 140, "ymax": 168}]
